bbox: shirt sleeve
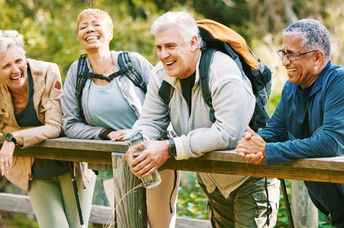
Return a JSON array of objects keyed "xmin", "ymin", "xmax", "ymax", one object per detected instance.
[{"xmin": 264, "ymin": 73, "xmax": 344, "ymax": 165}]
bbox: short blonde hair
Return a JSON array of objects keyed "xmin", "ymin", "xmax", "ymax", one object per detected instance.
[
  {"xmin": 0, "ymin": 30, "xmax": 25, "ymax": 58},
  {"xmin": 76, "ymin": 8, "xmax": 113, "ymax": 31}
]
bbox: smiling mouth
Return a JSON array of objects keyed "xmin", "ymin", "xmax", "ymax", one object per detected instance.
[
  {"xmin": 85, "ymin": 36, "xmax": 100, "ymax": 42},
  {"xmin": 287, "ymin": 68, "xmax": 296, "ymax": 73},
  {"xmin": 165, "ymin": 60, "xmax": 176, "ymax": 67},
  {"xmin": 10, "ymin": 73, "xmax": 23, "ymax": 82}
]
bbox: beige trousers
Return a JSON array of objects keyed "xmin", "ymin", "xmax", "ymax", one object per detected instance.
[{"xmin": 147, "ymin": 169, "xmax": 180, "ymax": 228}]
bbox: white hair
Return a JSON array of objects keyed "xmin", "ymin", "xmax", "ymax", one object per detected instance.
[
  {"xmin": 151, "ymin": 11, "xmax": 202, "ymax": 47},
  {"xmin": 0, "ymin": 30, "xmax": 25, "ymax": 58}
]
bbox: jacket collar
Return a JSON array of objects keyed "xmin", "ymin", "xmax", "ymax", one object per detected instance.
[{"xmin": 27, "ymin": 59, "xmax": 45, "ymax": 108}]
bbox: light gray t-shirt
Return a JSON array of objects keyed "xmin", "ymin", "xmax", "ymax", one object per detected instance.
[{"xmin": 88, "ymin": 79, "xmax": 137, "ymax": 130}]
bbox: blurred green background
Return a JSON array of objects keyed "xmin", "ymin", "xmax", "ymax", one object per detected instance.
[{"xmin": 1, "ymin": 0, "xmax": 344, "ymax": 227}]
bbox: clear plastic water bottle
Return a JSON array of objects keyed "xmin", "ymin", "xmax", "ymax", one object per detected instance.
[{"xmin": 129, "ymin": 130, "xmax": 161, "ymax": 189}]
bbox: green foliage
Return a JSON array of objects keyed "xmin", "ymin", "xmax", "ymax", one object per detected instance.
[
  {"xmin": 2, "ymin": 0, "xmax": 344, "ymax": 226},
  {"xmin": 277, "ymin": 180, "xmax": 292, "ymax": 227},
  {"xmin": 177, "ymin": 172, "xmax": 208, "ymax": 220},
  {"xmin": 0, "ymin": 212, "xmax": 39, "ymax": 228}
]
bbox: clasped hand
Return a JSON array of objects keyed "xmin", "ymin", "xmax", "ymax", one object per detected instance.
[{"xmin": 235, "ymin": 126, "xmax": 266, "ymax": 165}]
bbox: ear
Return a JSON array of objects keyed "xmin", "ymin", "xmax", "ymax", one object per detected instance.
[
  {"xmin": 314, "ymin": 50, "xmax": 325, "ymax": 66},
  {"xmin": 190, "ymin": 36, "xmax": 198, "ymax": 51}
]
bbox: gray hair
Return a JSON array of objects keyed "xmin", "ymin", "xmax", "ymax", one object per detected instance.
[
  {"xmin": 0, "ymin": 30, "xmax": 25, "ymax": 58},
  {"xmin": 283, "ymin": 19, "xmax": 330, "ymax": 61},
  {"xmin": 151, "ymin": 11, "xmax": 202, "ymax": 47}
]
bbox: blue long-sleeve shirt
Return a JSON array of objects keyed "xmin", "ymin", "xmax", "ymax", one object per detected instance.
[{"xmin": 259, "ymin": 62, "xmax": 344, "ymax": 165}]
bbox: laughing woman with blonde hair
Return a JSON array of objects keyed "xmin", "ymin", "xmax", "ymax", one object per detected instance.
[{"xmin": 62, "ymin": 8, "xmax": 179, "ymax": 228}]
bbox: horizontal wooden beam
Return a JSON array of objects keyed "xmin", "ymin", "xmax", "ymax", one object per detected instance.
[
  {"xmin": 1, "ymin": 136, "xmax": 344, "ymax": 183},
  {"xmin": 0, "ymin": 193, "xmax": 211, "ymax": 227},
  {"xmin": 163, "ymin": 151, "xmax": 344, "ymax": 183}
]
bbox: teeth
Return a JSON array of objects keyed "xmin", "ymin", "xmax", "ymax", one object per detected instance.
[
  {"xmin": 86, "ymin": 36, "xmax": 99, "ymax": 42},
  {"xmin": 11, "ymin": 74, "xmax": 21, "ymax": 80}
]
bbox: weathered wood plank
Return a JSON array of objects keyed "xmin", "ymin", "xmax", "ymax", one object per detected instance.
[
  {"xmin": 0, "ymin": 193, "xmax": 210, "ymax": 227},
  {"xmin": 291, "ymin": 181, "xmax": 318, "ymax": 227},
  {"xmin": 163, "ymin": 156, "xmax": 344, "ymax": 183},
  {"xmin": 112, "ymin": 153, "xmax": 147, "ymax": 228},
  {"xmin": 0, "ymin": 193, "xmax": 33, "ymax": 214},
  {"xmin": 1, "ymin": 136, "xmax": 344, "ymax": 183},
  {"xmin": 176, "ymin": 217, "xmax": 211, "ymax": 228}
]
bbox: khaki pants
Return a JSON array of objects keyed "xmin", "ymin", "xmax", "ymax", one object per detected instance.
[
  {"xmin": 198, "ymin": 177, "xmax": 280, "ymax": 228},
  {"xmin": 146, "ymin": 169, "xmax": 180, "ymax": 228},
  {"xmin": 28, "ymin": 171, "xmax": 96, "ymax": 228}
]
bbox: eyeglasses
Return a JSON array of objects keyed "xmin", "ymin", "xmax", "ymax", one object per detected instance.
[{"xmin": 276, "ymin": 49, "xmax": 318, "ymax": 61}]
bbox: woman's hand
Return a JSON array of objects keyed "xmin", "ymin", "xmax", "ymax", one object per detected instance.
[
  {"xmin": 0, "ymin": 141, "xmax": 15, "ymax": 175},
  {"xmin": 107, "ymin": 129, "xmax": 132, "ymax": 141}
]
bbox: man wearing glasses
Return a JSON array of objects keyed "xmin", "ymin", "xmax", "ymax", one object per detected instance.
[{"xmin": 236, "ymin": 19, "xmax": 344, "ymax": 227}]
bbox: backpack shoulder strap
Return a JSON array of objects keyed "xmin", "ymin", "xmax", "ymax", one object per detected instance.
[
  {"xmin": 75, "ymin": 54, "xmax": 90, "ymax": 120},
  {"xmin": 199, "ymin": 48, "xmax": 216, "ymax": 122},
  {"xmin": 222, "ymin": 43, "xmax": 246, "ymax": 79},
  {"xmin": 158, "ymin": 80, "xmax": 174, "ymax": 106},
  {"xmin": 118, "ymin": 52, "xmax": 147, "ymax": 93},
  {"xmin": 75, "ymin": 54, "xmax": 88, "ymax": 97}
]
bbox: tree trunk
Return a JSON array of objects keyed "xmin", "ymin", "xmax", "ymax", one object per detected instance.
[
  {"xmin": 282, "ymin": 0, "xmax": 298, "ymax": 24},
  {"xmin": 291, "ymin": 180, "xmax": 318, "ymax": 228},
  {"xmin": 112, "ymin": 152, "xmax": 147, "ymax": 228}
]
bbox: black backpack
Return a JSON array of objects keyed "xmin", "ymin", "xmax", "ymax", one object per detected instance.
[
  {"xmin": 158, "ymin": 19, "xmax": 272, "ymax": 132},
  {"xmin": 75, "ymin": 52, "xmax": 146, "ymax": 120}
]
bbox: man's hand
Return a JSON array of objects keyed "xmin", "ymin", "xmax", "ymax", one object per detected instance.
[
  {"xmin": 126, "ymin": 140, "xmax": 170, "ymax": 178},
  {"xmin": 236, "ymin": 126, "xmax": 266, "ymax": 165},
  {"xmin": 0, "ymin": 141, "xmax": 15, "ymax": 175}
]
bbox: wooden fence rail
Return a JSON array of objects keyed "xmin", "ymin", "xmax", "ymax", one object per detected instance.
[
  {"xmin": 0, "ymin": 193, "xmax": 210, "ymax": 227},
  {"xmin": 5, "ymin": 137, "xmax": 344, "ymax": 183},
  {"xmin": 1, "ymin": 136, "xmax": 344, "ymax": 227}
]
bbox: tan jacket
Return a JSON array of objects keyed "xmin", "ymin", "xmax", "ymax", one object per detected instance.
[{"xmin": 0, "ymin": 59, "xmax": 79, "ymax": 190}]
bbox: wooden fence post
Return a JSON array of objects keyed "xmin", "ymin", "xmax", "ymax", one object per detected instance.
[
  {"xmin": 112, "ymin": 152, "xmax": 147, "ymax": 228},
  {"xmin": 291, "ymin": 180, "xmax": 318, "ymax": 227}
]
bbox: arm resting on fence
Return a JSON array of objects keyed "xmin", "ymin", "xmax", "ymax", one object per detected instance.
[{"xmin": 1, "ymin": 136, "xmax": 344, "ymax": 183}]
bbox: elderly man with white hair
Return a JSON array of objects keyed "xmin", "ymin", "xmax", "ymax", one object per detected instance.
[{"xmin": 126, "ymin": 11, "xmax": 280, "ymax": 228}]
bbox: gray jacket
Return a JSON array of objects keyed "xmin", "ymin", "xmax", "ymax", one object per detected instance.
[
  {"xmin": 62, "ymin": 51, "xmax": 152, "ymax": 139},
  {"xmin": 133, "ymin": 51, "xmax": 255, "ymax": 197}
]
